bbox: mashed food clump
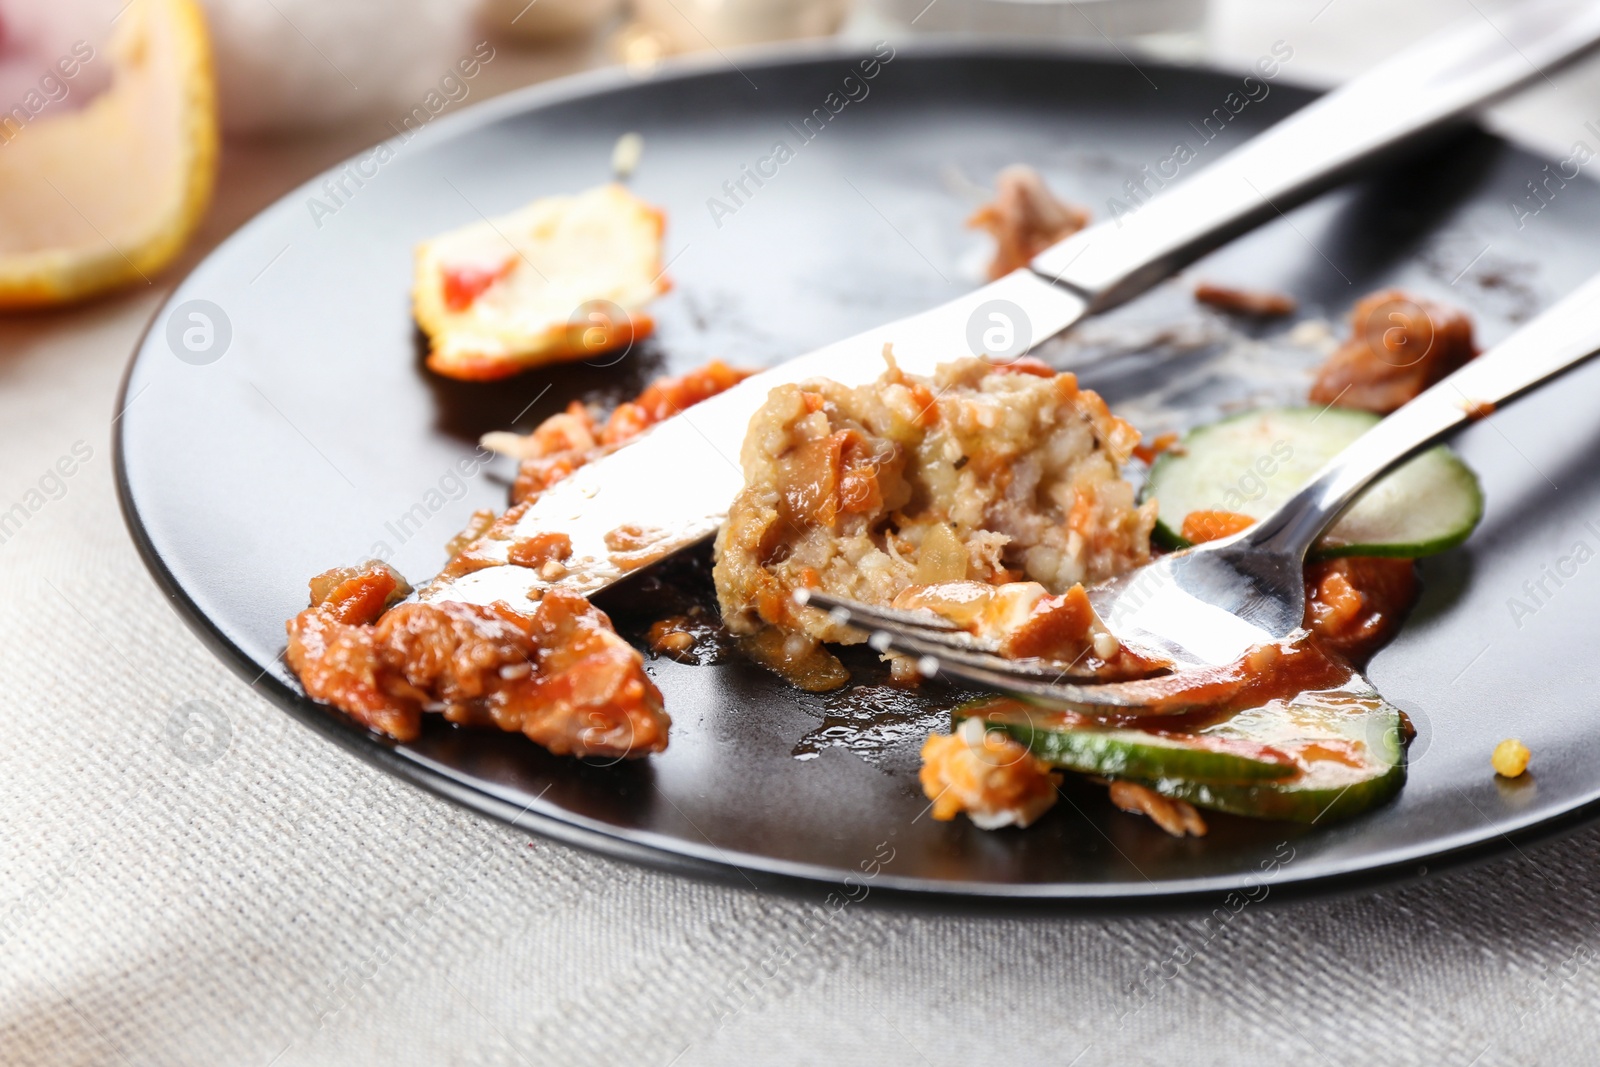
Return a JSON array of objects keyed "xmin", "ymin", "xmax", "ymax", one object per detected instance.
[{"xmin": 713, "ymin": 355, "xmax": 1157, "ymax": 662}]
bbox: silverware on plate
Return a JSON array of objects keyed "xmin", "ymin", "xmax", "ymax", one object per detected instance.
[
  {"xmin": 805, "ymin": 269, "xmax": 1600, "ymax": 703},
  {"xmin": 430, "ymin": 0, "xmax": 1600, "ymax": 615}
]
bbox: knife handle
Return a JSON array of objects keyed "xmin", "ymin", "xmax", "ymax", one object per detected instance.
[{"xmin": 1031, "ymin": 0, "xmax": 1600, "ymax": 311}]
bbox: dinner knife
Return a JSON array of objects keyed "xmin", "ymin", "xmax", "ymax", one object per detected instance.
[{"xmin": 429, "ymin": 0, "xmax": 1600, "ymax": 612}]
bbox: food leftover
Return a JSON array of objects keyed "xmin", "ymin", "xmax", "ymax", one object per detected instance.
[
  {"xmin": 1492, "ymin": 738, "xmax": 1531, "ymax": 778},
  {"xmin": 1309, "ymin": 289, "xmax": 1477, "ymax": 413},
  {"xmin": 968, "ymin": 164, "xmax": 1091, "ymax": 279},
  {"xmin": 413, "ymin": 183, "xmax": 670, "ymax": 380},
  {"xmin": 285, "ymin": 361, "xmax": 750, "ymax": 757},
  {"xmin": 1193, "ymin": 281, "xmax": 1297, "ymax": 317},
  {"xmin": 712, "ymin": 353, "xmax": 1156, "ymax": 687}
]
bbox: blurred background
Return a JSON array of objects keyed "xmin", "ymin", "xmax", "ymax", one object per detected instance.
[{"xmin": 3, "ymin": 0, "xmax": 1597, "ymax": 315}]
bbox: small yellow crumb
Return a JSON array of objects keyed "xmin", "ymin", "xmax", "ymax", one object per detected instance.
[{"xmin": 1492, "ymin": 738, "xmax": 1531, "ymax": 778}]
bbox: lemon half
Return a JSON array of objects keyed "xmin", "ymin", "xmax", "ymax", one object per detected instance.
[{"xmin": 0, "ymin": 0, "xmax": 218, "ymax": 309}]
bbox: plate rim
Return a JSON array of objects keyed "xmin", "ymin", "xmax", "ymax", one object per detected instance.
[{"xmin": 111, "ymin": 37, "xmax": 1600, "ymax": 912}]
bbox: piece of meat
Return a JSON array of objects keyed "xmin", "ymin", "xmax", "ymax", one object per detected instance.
[
  {"xmin": 1193, "ymin": 281, "xmax": 1297, "ymax": 317},
  {"xmin": 286, "ymin": 563, "xmax": 668, "ymax": 757},
  {"xmin": 1310, "ymin": 289, "xmax": 1477, "ymax": 413},
  {"xmin": 515, "ymin": 589, "xmax": 671, "ymax": 757},
  {"xmin": 286, "ymin": 564, "xmax": 421, "ymax": 741},
  {"xmin": 286, "ymin": 364, "xmax": 759, "ymax": 756},
  {"xmin": 968, "ymin": 165, "xmax": 1091, "ymax": 280}
]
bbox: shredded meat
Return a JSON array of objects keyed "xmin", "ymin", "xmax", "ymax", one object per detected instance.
[
  {"xmin": 481, "ymin": 360, "xmax": 754, "ymax": 503},
  {"xmin": 287, "ymin": 363, "xmax": 763, "ymax": 758},
  {"xmin": 968, "ymin": 165, "xmax": 1091, "ymax": 280},
  {"xmin": 1310, "ymin": 289, "xmax": 1477, "ymax": 413},
  {"xmin": 1193, "ymin": 281, "xmax": 1297, "ymax": 317},
  {"xmin": 1108, "ymin": 781, "xmax": 1208, "ymax": 837},
  {"xmin": 286, "ymin": 562, "xmax": 668, "ymax": 757}
]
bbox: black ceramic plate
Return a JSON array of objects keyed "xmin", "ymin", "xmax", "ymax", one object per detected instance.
[{"xmin": 117, "ymin": 42, "xmax": 1600, "ymax": 908}]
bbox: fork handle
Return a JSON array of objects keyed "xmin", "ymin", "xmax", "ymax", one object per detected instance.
[
  {"xmin": 1030, "ymin": 0, "xmax": 1600, "ymax": 311},
  {"xmin": 1248, "ymin": 273, "xmax": 1600, "ymax": 560}
]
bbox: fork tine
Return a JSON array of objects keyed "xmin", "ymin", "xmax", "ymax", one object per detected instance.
[
  {"xmin": 794, "ymin": 589, "xmax": 962, "ymax": 633},
  {"xmin": 862, "ymin": 624, "xmax": 1213, "ymax": 717},
  {"xmin": 797, "ymin": 590, "xmax": 1212, "ymax": 718},
  {"xmin": 801, "ymin": 589, "xmax": 1092, "ymax": 679}
]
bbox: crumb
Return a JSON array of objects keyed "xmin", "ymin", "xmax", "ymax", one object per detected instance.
[
  {"xmin": 647, "ymin": 618, "xmax": 699, "ymax": 660},
  {"xmin": 967, "ymin": 164, "xmax": 1091, "ymax": 280},
  {"xmin": 1132, "ymin": 431, "xmax": 1180, "ymax": 465},
  {"xmin": 1492, "ymin": 738, "xmax": 1530, "ymax": 778},
  {"xmin": 1288, "ymin": 318, "xmax": 1337, "ymax": 352},
  {"xmin": 1193, "ymin": 281, "xmax": 1297, "ymax": 317},
  {"xmin": 612, "ymin": 132, "xmax": 644, "ymax": 178}
]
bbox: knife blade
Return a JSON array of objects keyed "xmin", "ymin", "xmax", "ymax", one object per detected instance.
[{"xmin": 423, "ymin": 0, "xmax": 1600, "ymax": 612}]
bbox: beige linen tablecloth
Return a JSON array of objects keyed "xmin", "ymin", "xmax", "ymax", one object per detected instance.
[{"xmin": 6, "ymin": 3, "xmax": 1600, "ymax": 1063}]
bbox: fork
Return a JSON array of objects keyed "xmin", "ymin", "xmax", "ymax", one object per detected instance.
[{"xmin": 799, "ymin": 271, "xmax": 1600, "ymax": 710}]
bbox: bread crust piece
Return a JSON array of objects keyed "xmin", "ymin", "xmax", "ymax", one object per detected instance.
[
  {"xmin": 713, "ymin": 355, "xmax": 1157, "ymax": 655},
  {"xmin": 412, "ymin": 183, "xmax": 670, "ymax": 380}
]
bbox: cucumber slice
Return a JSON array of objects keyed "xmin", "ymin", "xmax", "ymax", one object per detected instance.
[
  {"xmin": 1142, "ymin": 406, "xmax": 1482, "ymax": 559},
  {"xmin": 1146, "ymin": 673, "xmax": 1406, "ymax": 824},
  {"xmin": 956, "ymin": 697, "xmax": 1300, "ymax": 784},
  {"xmin": 958, "ymin": 674, "xmax": 1407, "ymax": 824}
]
